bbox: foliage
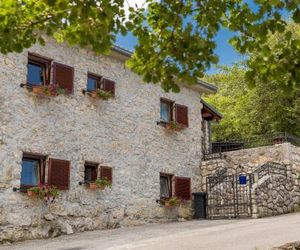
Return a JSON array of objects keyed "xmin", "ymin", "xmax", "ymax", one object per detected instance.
[
  {"xmin": 29, "ymin": 184, "xmax": 60, "ymax": 204},
  {"xmin": 96, "ymin": 89, "xmax": 112, "ymax": 100},
  {"xmin": 204, "ymin": 65, "xmax": 300, "ymax": 141},
  {"xmin": 1, "ymin": 1, "xmax": 300, "ymax": 92},
  {"xmin": 95, "ymin": 178, "xmax": 112, "ymax": 188},
  {"xmin": 165, "ymin": 121, "xmax": 182, "ymax": 131},
  {"xmin": 166, "ymin": 196, "xmax": 181, "ymax": 206},
  {"xmin": 43, "ymin": 84, "xmax": 67, "ymax": 96}
]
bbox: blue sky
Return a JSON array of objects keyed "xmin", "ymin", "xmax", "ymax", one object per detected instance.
[
  {"xmin": 116, "ymin": 28, "xmax": 244, "ymax": 74},
  {"xmin": 116, "ymin": 0, "xmax": 260, "ymax": 74}
]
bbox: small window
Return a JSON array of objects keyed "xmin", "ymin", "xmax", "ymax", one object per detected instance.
[
  {"xmin": 160, "ymin": 98, "xmax": 174, "ymax": 123},
  {"xmin": 84, "ymin": 162, "xmax": 98, "ymax": 183},
  {"xmin": 160, "ymin": 173, "xmax": 173, "ymax": 199},
  {"xmin": 86, "ymin": 73, "xmax": 116, "ymax": 97},
  {"xmin": 27, "ymin": 54, "xmax": 51, "ymax": 86},
  {"xmin": 87, "ymin": 73, "xmax": 102, "ymax": 92},
  {"xmin": 21, "ymin": 154, "xmax": 45, "ymax": 189}
]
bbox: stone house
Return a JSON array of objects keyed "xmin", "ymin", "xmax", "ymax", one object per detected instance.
[{"xmin": 0, "ymin": 39, "xmax": 220, "ymax": 242}]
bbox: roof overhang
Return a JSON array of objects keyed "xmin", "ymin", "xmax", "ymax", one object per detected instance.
[
  {"xmin": 109, "ymin": 46, "xmax": 218, "ymax": 95},
  {"xmin": 201, "ymin": 100, "xmax": 222, "ymax": 121}
]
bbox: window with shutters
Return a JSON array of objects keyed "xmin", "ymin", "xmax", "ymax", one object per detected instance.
[
  {"xmin": 21, "ymin": 153, "xmax": 46, "ymax": 190},
  {"xmin": 85, "ymin": 73, "xmax": 115, "ymax": 99},
  {"xmin": 24, "ymin": 53, "xmax": 74, "ymax": 96},
  {"xmin": 48, "ymin": 158, "xmax": 70, "ymax": 190},
  {"xmin": 84, "ymin": 162, "xmax": 98, "ymax": 183},
  {"xmin": 174, "ymin": 177, "xmax": 191, "ymax": 201},
  {"xmin": 100, "ymin": 166, "xmax": 113, "ymax": 184},
  {"xmin": 27, "ymin": 54, "xmax": 51, "ymax": 86},
  {"xmin": 159, "ymin": 98, "xmax": 189, "ymax": 129},
  {"xmin": 160, "ymin": 173, "xmax": 173, "ymax": 199}
]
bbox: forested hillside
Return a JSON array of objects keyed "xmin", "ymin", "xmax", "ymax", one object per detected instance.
[{"xmin": 204, "ymin": 23, "xmax": 300, "ymax": 141}]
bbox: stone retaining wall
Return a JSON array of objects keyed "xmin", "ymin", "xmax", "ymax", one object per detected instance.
[
  {"xmin": 201, "ymin": 143, "xmax": 300, "ymax": 218},
  {"xmin": 252, "ymin": 173, "xmax": 300, "ymax": 218}
]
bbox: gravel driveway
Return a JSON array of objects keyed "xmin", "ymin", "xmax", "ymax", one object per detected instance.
[{"xmin": 1, "ymin": 213, "xmax": 300, "ymax": 250}]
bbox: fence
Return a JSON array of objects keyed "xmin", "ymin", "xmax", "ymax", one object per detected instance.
[
  {"xmin": 254, "ymin": 162, "xmax": 287, "ymax": 180},
  {"xmin": 203, "ymin": 132, "xmax": 300, "ymax": 160}
]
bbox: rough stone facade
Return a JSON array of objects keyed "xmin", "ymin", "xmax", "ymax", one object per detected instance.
[
  {"xmin": 0, "ymin": 40, "xmax": 206, "ymax": 243},
  {"xmin": 201, "ymin": 143, "xmax": 300, "ymax": 218},
  {"xmin": 252, "ymin": 174, "xmax": 300, "ymax": 217}
]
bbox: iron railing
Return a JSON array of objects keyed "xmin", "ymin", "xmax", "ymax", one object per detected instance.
[
  {"xmin": 203, "ymin": 132, "xmax": 300, "ymax": 160},
  {"xmin": 207, "ymin": 168, "xmax": 228, "ymax": 189},
  {"xmin": 254, "ymin": 162, "xmax": 287, "ymax": 180},
  {"xmin": 202, "ymin": 152, "xmax": 222, "ymax": 161}
]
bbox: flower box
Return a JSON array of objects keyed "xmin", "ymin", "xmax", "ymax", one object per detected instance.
[
  {"xmin": 30, "ymin": 84, "xmax": 67, "ymax": 97},
  {"xmin": 27, "ymin": 189, "xmax": 36, "ymax": 197},
  {"xmin": 89, "ymin": 183, "xmax": 97, "ymax": 190},
  {"xmin": 165, "ymin": 122, "xmax": 183, "ymax": 131},
  {"xmin": 164, "ymin": 197, "xmax": 181, "ymax": 208},
  {"xmin": 32, "ymin": 86, "xmax": 46, "ymax": 96},
  {"xmin": 87, "ymin": 90, "xmax": 112, "ymax": 100}
]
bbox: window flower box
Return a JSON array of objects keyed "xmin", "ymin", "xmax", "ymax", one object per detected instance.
[
  {"xmin": 27, "ymin": 189, "xmax": 36, "ymax": 197},
  {"xmin": 30, "ymin": 84, "xmax": 68, "ymax": 97},
  {"xmin": 95, "ymin": 178, "xmax": 112, "ymax": 190},
  {"xmin": 28, "ymin": 184, "xmax": 60, "ymax": 204},
  {"xmin": 89, "ymin": 182, "xmax": 97, "ymax": 190},
  {"xmin": 32, "ymin": 85, "xmax": 46, "ymax": 95},
  {"xmin": 87, "ymin": 89, "xmax": 113, "ymax": 100},
  {"xmin": 164, "ymin": 197, "xmax": 181, "ymax": 208},
  {"xmin": 165, "ymin": 121, "xmax": 183, "ymax": 131}
]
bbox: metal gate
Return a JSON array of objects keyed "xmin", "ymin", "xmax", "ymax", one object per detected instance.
[{"xmin": 206, "ymin": 173, "xmax": 253, "ymax": 219}]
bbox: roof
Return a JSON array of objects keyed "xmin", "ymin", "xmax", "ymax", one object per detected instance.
[
  {"xmin": 201, "ymin": 99, "xmax": 222, "ymax": 121},
  {"xmin": 111, "ymin": 45, "xmax": 218, "ymax": 95}
]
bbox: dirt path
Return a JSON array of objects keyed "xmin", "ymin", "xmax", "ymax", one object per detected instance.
[{"xmin": 1, "ymin": 213, "xmax": 300, "ymax": 250}]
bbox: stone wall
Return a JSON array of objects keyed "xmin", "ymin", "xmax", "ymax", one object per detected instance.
[
  {"xmin": 0, "ymin": 40, "xmax": 203, "ymax": 243},
  {"xmin": 252, "ymin": 173, "xmax": 300, "ymax": 218},
  {"xmin": 200, "ymin": 143, "xmax": 291, "ymax": 190},
  {"xmin": 201, "ymin": 143, "xmax": 300, "ymax": 218}
]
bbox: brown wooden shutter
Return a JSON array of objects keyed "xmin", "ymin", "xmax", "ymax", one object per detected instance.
[
  {"xmin": 53, "ymin": 62, "xmax": 74, "ymax": 93},
  {"xmin": 100, "ymin": 166, "xmax": 113, "ymax": 183},
  {"xmin": 103, "ymin": 78, "xmax": 115, "ymax": 97},
  {"xmin": 48, "ymin": 158, "xmax": 70, "ymax": 190},
  {"xmin": 175, "ymin": 104, "xmax": 189, "ymax": 127},
  {"xmin": 91, "ymin": 167, "xmax": 97, "ymax": 181},
  {"xmin": 175, "ymin": 177, "xmax": 191, "ymax": 200}
]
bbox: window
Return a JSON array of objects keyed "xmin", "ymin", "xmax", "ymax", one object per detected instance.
[
  {"xmin": 87, "ymin": 73, "xmax": 102, "ymax": 92},
  {"xmin": 21, "ymin": 154, "xmax": 45, "ymax": 189},
  {"xmin": 27, "ymin": 54, "xmax": 51, "ymax": 86},
  {"xmin": 84, "ymin": 162, "xmax": 98, "ymax": 183},
  {"xmin": 160, "ymin": 98, "xmax": 174, "ymax": 123},
  {"xmin": 86, "ymin": 73, "xmax": 116, "ymax": 96},
  {"xmin": 160, "ymin": 173, "xmax": 173, "ymax": 199}
]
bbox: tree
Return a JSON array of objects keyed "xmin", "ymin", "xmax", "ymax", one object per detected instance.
[
  {"xmin": 204, "ymin": 65, "xmax": 300, "ymax": 141},
  {"xmin": 0, "ymin": 0, "xmax": 300, "ymax": 92}
]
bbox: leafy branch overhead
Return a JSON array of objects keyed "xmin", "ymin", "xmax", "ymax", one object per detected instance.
[{"xmin": 0, "ymin": 0, "xmax": 300, "ymax": 92}]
